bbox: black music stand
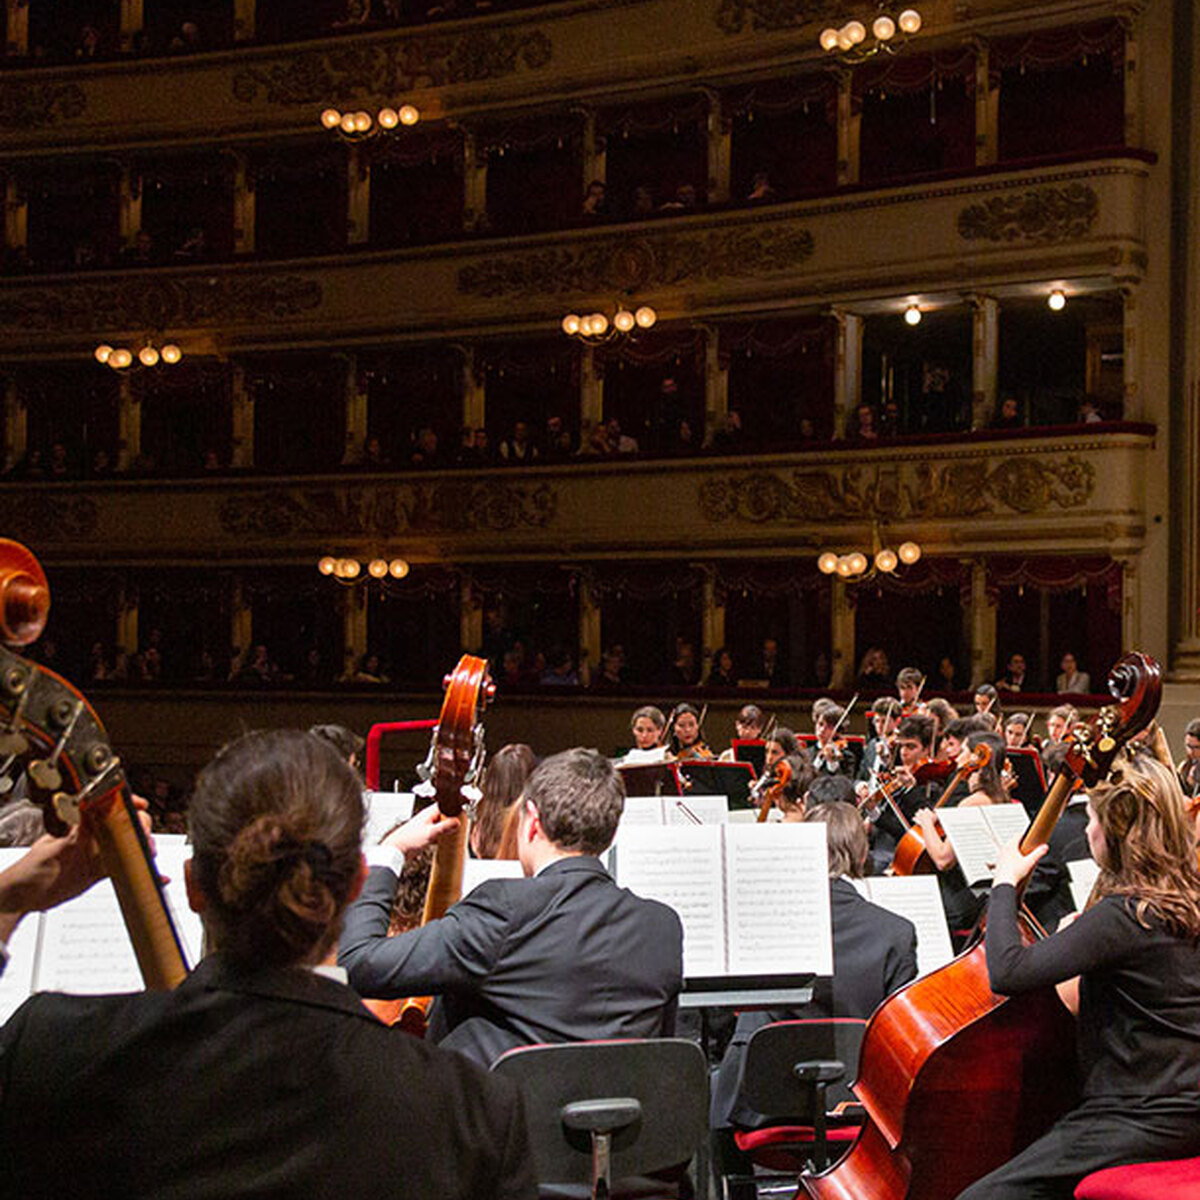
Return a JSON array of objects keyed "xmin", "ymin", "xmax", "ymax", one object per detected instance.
[
  {"xmin": 731, "ymin": 739, "xmax": 766, "ymax": 777},
  {"xmin": 673, "ymin": 761, "xmax": 756, "ymax": 809},
  {"xmin": 1006, "ymin": 746, "xmax": 1048, "ymax": 817},
  {"xmin": 617, "ymin": 762, "xmax": 683, "ymax": 797}
]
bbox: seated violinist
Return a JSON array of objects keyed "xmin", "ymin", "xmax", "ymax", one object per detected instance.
[
  {"xmin": 812, "ymin": 705, "xmax": 860, "ymax": 778},
  {"xmin": 858, "ymin": 697, "xmax": 902, "ymax": 792},
  {"xmin": 896, "ymin": 666, "xmax": 925, "ymax": 713},
  {"xmin": 622, "ymin": 705, "xmax": 668, "ymax": 764},
  {"xmin": 670, "ymin": 703, "xmax": 714, "ymax": 761},
  {"xmin": 764, "ymin": 726, "xmax": 801, "ymax": 771},
  {"xmin": 865, "ymin": 714, "xmax": 937, "ymax": 872},
  {"xmin": 958, "ymin": 752, "xmax": 1200, "ymax": 1199},
  {"xmin": 719, "ymin": 704, "xmax": 765, "ymax": 762},
  {"xmin": 755, "ymin": 752, "xmax": 815, "ymax": 822}
]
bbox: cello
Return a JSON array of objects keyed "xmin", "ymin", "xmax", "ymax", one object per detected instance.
[
  {"xmin": 364, "ymin": 654, "xmax": 493, "ymax": 1032},
  {"xmin": 802, "ymin": 651, "xmax": 1162, "ymax": 1200}
]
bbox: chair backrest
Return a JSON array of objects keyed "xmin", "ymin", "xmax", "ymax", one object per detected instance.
[
  {"xmin": 491, "ymin": 1038, "xmax": 709, "ymax": 1187},
  {"xmin": 738, "ymin": 1019, "xmax": 867, "ymax": 1121}
]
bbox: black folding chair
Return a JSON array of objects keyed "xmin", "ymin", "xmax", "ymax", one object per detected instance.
[{"xmin": 491, "ymin": 1038, "xmax": 708, "ymax": 1200}]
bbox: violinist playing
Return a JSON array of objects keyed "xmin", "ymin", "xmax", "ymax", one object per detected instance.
[
  {"xmin": 896, "ymin": 666, "xmax": 925, "ymax": 715},
  {"xmin": 763, "ymin": 726, "xmax": 801, "ymax": 771},
  {"xmin": 719, "ymin": 704, "xmax": 765, "ymax": 762},
  {"xmin": 857, "ymin": 697, "xmax": 902, "ymax": 794},
  {"xmin": 1177, "ymin": 717, "xmax": 1200, "ymax": 799},
  {"xmin": 958, "ymin": 750, "xmax": 1200, "ymax": 1199},
  {"xmin": 812, "ymin": 705, "xmax": 860, "ymax": 778},
  {"xmin": 621, "ymin": 705, "xmax": 669, "ymax": 765},
  {"xmin": 670, "ymin": 703, "xmax": 714, "ymax": 761},
  {"xmin": 865, "ymin": 714, "xmax": 937, "ymax": 872}
]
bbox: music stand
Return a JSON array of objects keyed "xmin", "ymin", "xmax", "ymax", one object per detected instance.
[
  {"xmin": 617, "ymin": 762, "xmax": 682, "ymax": 797},
  {"xmin": 732, "ymin": 739, "xmax": 766, "ymax": 777},
  {"xmin": 673, "ymin": 761, "xmax": 756, "ymax": 809}
]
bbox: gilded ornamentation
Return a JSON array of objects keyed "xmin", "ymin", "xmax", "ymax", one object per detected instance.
[
  {"xmin": 0, "ymin": 494, "xmax": 99, "ymax": 541},
  {"xmin": 458, "ymin": 225, "xmax": 815, "ymax": 297},
  {"xmin": 218, "ymin": 481, "xmax": 556, "ymax": 538},
  {"xmin": 956, "ymin": 184, "xmax": 1099, "ymax": 244},
  {"xmin": 0, "ymin": 81, "xmax": 87, "ymax": 130},
  {"xmin": 231, "ymin": 30, "xmax": 552, "ymax": 105},
  {"xmin": 701, "ymin": 457, "xmax": 1096, "ymax": 523},
  {"xmin": 0, "ymin": 275, "xmax": 321, "ymax": 334},
  {"xmin": 714, "ymin": 0, "xmax": 826, "ymax": 34}
]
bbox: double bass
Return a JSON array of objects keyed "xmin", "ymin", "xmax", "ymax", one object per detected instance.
[{"xmin": 802, "ymin": 651, "xmax": 1162, "ymax": 1200}]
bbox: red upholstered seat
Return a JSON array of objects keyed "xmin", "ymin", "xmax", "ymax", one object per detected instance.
[
  {"xmin": 1075, "ymin": 1157, "xmax": 1200, "ymax": 1200},
  {"xmin": 733, "ymin": 1125, "xmax": 859, "ymax": 1173}
]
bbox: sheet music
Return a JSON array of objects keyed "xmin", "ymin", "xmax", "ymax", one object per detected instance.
[
  {"xmin": 616, "ymin": 796, "xmax": 667, "ymax": 834},
  {"xmin": 460, "ymin": 858, "xmax": 524, "ymax": 896},
  {"xmin": 666, "ymin": 794, "xmax": 729, "ymax": 826},
  {"xmin": 0, "ymin": 849, "xmax": 38, "ymax": 1022},
  {"xmin": 935, "ymin": 808, "xmax": 1003, "ymax": 886},
  {"xmin": 614, "ymin": 825, "xmax": 726, "ymax": 978},
  {"xmin": 856, "ymin": 875, "xmax": 954, "ymax": 976},
  {"xmin": 36, "ymin": 880, "xmax": 144, "ymax": 995},
  {"xmin": 723, "ymin": 823, "xmax": 833, "ymax": 976},
  {"xmin": 980, "ymin": 804, "xmax": 1030, "ymax": 848},
  {"xmin": 152, "ymin": 838, "xmax": 204, "ymax": 965},
  {"xmin": 363, "ymin": 792, "xmax": 416, "ymax": 846},
  {"xmin": 1068, "ymin": 857, "xmax": 1100, "ymax": 912}
]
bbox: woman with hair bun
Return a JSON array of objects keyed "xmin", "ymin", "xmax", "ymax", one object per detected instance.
[{"xmin": 0, "ymin": 729, "xmax": 536, "ymax": 1200}]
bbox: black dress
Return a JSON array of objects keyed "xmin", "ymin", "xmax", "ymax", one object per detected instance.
[{"xmin": 958, "ymin": 884, "xmax": 1200, "ymax": 1199}]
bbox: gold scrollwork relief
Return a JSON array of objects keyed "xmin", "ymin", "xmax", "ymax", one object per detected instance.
[
  {"xmin": 714, "ymin": 0, "xmax": 826, "ymax": 34},
  {"xmin": 0, "ymin": 81, "xmax": 87, "ymax": 130},
  {"xmin": 457, "ymin": 224, "xmax": 815, "ymax": 297},
  {"xmin": 956, "ymin": 184, "xmax": 1099, "ymax": 244},
  {"xmin": 218, "ymin": 480, "xmax": 557, "ymax": 538},
  {"xmin": 0, "ymin": 494, "xmax": 99, "ymax": 542},
  {"xmin": 700, "ymin": 456, "xmax": 1096, "ymax": 523},
  {"xmin": 231, "ymin": 29, "xmax": 552, "ymax": 106}
]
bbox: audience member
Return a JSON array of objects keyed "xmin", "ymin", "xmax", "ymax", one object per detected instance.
[
  {"xmin": 497, "ymin": 421, "xmax": 539, "ymax": 464},
  {"xmin": 991, "ymin": 394, "xmax": 1023, "ymax": 430},
  {"xmin": 996, "ymin": 652, "xmax": 1033, "ymax": 693},
  {"xmin": 1055, "ymin": 652, "xmax": 1090, "ymax": 694},
  {"xmin": 745, "ymin": 171, "xmax": 778, "ymax": 203}
]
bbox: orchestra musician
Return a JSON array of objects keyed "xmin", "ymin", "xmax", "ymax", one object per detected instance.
[
  {"xmin": 621, "ymin": 705, "xmax": 669, "ymax": 764},
  {"xmin": 1177, "ymin": 717, "xmax": 1200, "ymax": 799},
  {"xmin": 812, "ymin": 704, "xmax": 860, "ymax": 778},
  {"xmin": 958, "ymin": 752, "xmax": 1200, "ymax": 1199},
  {"xmin": 924, "ymin": 696, "xmax": 958, "ymax": 746},
  {"xmin": 470, "ymin": 743, "xmax": 536, "ymax": 859},
  {"xmin": 974, "ymin": 683, "xmax": 1002, "ymax": 728},
  {"xmin": 670, "ymin": 703, "xmax": 714, "ymax": 761},
  {"xmin": 764, "ymin": 726, "xmax": 801, "ymax": 770},
  {"xmin": 0, "ymin": 730, "xmax": 538, "ymax": 1199},
  {"xmin": 339, "ymin": 748, "xmax": 683, "ymax": 1068},
  {"xmin": 865, "ymin": 713, "xmax": 937, "ymax": 872},
  {"xmin": 857, "ymin": 697, "xmax": 902, "ymax": 793},
  {"xmin": 896, "ymin": 666, "xmax": 925, "ymax": 713},
  {"xmin": 1042, "ymin": 703, "xmax": 1079, "ymax": 770},
  {"xmin": 718, "ymin": 703, "xmax": 765, "ymax": 761},
  {"xmin": 1003, "ymin": 712, "xmax": 1035, "ymax": 750}
]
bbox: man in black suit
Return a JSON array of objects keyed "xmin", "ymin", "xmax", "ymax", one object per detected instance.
[
  {"xmin": 711, "ymin": 801, "xmax": 917, "ymax": 1133},
  {"xmin": 339, "ymin": 747, "xmax": 684, "ymax": 1068}
]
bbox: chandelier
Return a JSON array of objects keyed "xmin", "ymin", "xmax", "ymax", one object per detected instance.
[
  {"xmin": 318, "ymin": 556, "xmax": 410, "ymax": 583},
  {"xmin": 561, "ymin": 304, "xmax": 657, "ymax": 343},
  {"xmin": 820, "ymin": 6, "xmax": 922, "ymax": 62},
  {"xmin": 818, "ymin": 528, "xmax": 922, "ymax": 581},
  {"xmin": 94, "ymin": 339, "xmax": 182, "ymax": 370},
  {"xmin": 320, "ymin": 104, "xmax": 419, "ymax": 142}
]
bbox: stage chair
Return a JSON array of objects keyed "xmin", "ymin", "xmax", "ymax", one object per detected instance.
[
  {"xmin": 491, "ymin": 1038, "xmax": 708, "ymax": 1200},
  {"xmin": 1075, "ymin": 1157, "xmax": 1200, "ymax": 1199},
  {"xmin": 723, "ymin": 1018, "xmax": 867, "ymax": 1198}
]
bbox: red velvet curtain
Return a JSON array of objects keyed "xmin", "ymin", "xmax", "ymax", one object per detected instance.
[
  {"xmin": 480, "ymin": 115, "xmax": 583, "ymax": 235},
  {"xmin": 369, "ymin": 130, "xmax": 464, "ymax": 249},
  {"xmin": 252, "ymin": 144, "xmax": 348, "ymax": 258}
]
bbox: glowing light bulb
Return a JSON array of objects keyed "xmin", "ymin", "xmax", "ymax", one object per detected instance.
[
  {"xmin": 378, "ymin": 107, "xmax": 399, "ymax": 130},
  {"xmin": 590, "ymin": 313, "xmax": 609, "ymax": 336},
  {"xmin": 1048, "ymin": 289, "xmax": 1066, "ymax": 311},
  {"xmin": 321, "ymin": 108, "xmax": 342, "ymax": 129},
  {"xmin": 161, "ymin": 344, "xmax": 182, "ymax": 364},
  {"xmin": 562, "ymin": 314, "xmax": 581, "ymax": 335},
  {"xmin": 318, "ymin": 556, "xmax": 337, "ymax": 575},
  {"xmin": 898, "ymin": 541, "xmax": 922, "ymax": 565},
  {"xmin": 836, "ymin": 556, "xmax": 855, "ymax": 577},
  {"xmin": 613, "ymin": 309, "xmax": 635, "ymax": 333},
  {"xmin": 818, "ymin": 551, "xmax": 840, "ymax": 574},
  {"xmin": 341, "ymin": 559, "xmax": 361, "ymax": 579},
  {"xmin": 844, "ymin": 20, "xmax": 866, "ymax": 44},
  {"xmin": 875, "ymin": 548, "xmax": 899, "ymax": 573},
  {"xmin": 837, "ymin": 30, "xmax": 853, "ymax": 51},
  {"xmin": 873, "ymin": 15, "xmax": 896, "ymax": 40},
  {"xmin": 634, "ymin": 306, "xmax": 657, "ymax": 328},
  {"xmin": 819, "ymin": 27, "xmax": 840, "ymax": 51},
  {"xmin": 340, "ymin": 113, "xmax": 356, "ymax": 134},
  {"xmin": 368, "ymin": 559, "xmax": 388, "ymax": 578},
  {"xmin": 398, "ymin": 105, "xmax": 419, "ymax": 126},
  {"xmin": 353, "ymin": 111, "xmax": 372, "ymax": 133},
  {"xmin": 94, "ymin": 344, "xmax": 113, "ymax": 364},
  {"xmin": 847, "ymin": 551, "xmax": 869, "ymax": 575},
  {"xmin": 109, "ymin": 349, "xmax": 133, "ymax": 369},
  {"xmin": 905, "ymin": 304, "xmax": 922, "ymax": 326},
  {"xmin": 139, "ymin": 345, "xmax": 160, "ymax": 367},
  {"xmin": 898, "ymin": 9, "xmax": 922, "ymax": 34},
  {"xmin": 389, "ymin": 559, "xmax": 409, "ymax": 579}
]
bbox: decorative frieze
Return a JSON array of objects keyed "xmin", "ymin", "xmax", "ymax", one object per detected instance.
[
  {"xmin": 957, "ymin": 184, "xmax": 1099, "ymax": 244},
  {"xmin": 0, "ymin": 81, "xmax": 86, "ymax": 130}
]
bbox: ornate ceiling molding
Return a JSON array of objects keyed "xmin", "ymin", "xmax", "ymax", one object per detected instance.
[
  {"xmin": 457, "ymin": 224, "xmax": 815, "ymax": 297},
  {"xmin": 218, "ymin": 479, "xmax": 557, "ymax": 538},
  {"xmin": 699, "ymin": 456, "xmax": 1097, "ymax": 524},
  {"xmin": 231, "ymin": 29, "xmax": 553, "ymax": 106},
  {"xmin": 956, "ymin": 184, "xmax": 1100, "ymax": 245},
  {"xmin": 0, "ymin": 81, "xmax": 87, "ymax": 130},
  {"xmin": 0, "ymin": 275, "xmax": 322, "ymax": 334},
  {"xmin": 714, "ymin": 0, "xmax": 825, "ymax": 35}
]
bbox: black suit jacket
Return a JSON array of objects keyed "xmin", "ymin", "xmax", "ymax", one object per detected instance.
[
  {"xmin": 339, "ymin": 855, "xmax": 683, "ymax": 1067},
  {"xmin": 0, "ymin": 955, "xmax": 536, "ymax": 1200},
  {"xmin": 712, "ymin": 878, "xmax": 917, "ymax": 1128}
]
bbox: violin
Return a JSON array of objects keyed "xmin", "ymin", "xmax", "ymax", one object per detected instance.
[
  {"xmin": 753, "ymin": 757, "xmax": 793, "ymax": 823},
  {"xmin": 802, "ymin": 651, "xmax": 1163, "ymax": 1200}
]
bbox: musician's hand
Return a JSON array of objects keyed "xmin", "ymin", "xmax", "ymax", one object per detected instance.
[
  {"xmin": 383, "ymin": 803, "xmax": 460, "ymax": 855},
  {"xmin": 0, "ymin": 823, "xmax": 105, "ymax": 928},
  {"xmin": 991, "ymin": 837, "xmax": 1048, "ymax": 888},
  {"xmin": 854, "ymin": 781, "xmax": 870, "ymax": 801},
  {"xmin": 894, "ymin": 766, "xmax": 916, "ymax": 790},
  {"xmin": 913, "ymin": 807, "xmax": 938, "ymax": 833}
]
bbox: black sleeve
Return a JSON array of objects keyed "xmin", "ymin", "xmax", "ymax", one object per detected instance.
[{"xmin": 985, "ymin": 886, "xmax": 1136, "ymax": 994}]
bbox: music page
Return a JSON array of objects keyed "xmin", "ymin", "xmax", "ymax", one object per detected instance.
[
  {"xmin": 723, "ymin": 823, "xmax": 833, "ymax": 976},
  {"xmin": 666, "ymin": 794, "xmax": 729, "ymax": 826},
  {"xmin": 856, "ymin": 874, "xmax": 954, "ymax": 976},
  {"xmin": 363, "ymin": 792, "xmax": 416, "ymax": 846},
  {"xmin": 460, "ymin": 858, "xmax": 524, "ymax": 896},
  {"xmin": 37, "ymin": 880, "xmax": 144, "ymax": 995},
  {"xmin": 0, "ymin": 849, "xmax": 38, "ymax": 1022},
  {"xmin": 1068, "ymin": 857, "xmax": 1100, "ymax": 912},
  {"xmin": 979, "ymin": 804, "xmax": 1031, "ymax": 849},
  {"xmin": 936, "ymin": 808, "xmax": 1004, "ymax": 885}
]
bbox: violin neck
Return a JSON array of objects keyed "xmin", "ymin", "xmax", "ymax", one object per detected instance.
[{"xmin": 421, "ymin": 816, "xmax": 469, "ymax": 925}]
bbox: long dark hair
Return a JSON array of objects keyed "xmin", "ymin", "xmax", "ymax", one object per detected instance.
[
  {"xmin": 472, "ymin": 743, "xmax": 536, "ymax": 859},
  {"xmin": 189, "ymin": 730, "xmax": 364, "ymax": 966}
]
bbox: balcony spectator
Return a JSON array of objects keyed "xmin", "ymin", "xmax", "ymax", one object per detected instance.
[
  {"xmin": 542, "ymin": 415, "xmax": 574, "ymax": 461},
  {"xmin": 671, "ymin": 639, "xmax": 699, "ymax": 687},
  {"xmin": 711, "ymin": 410, "xmax": 745, "ymax": 453},
  {"xmin": 917, "ymin": 363, "xmax": 967, "ymax": 433},
  {"xmin": 746, "ymin": 171, "xmax": 778, "ymax": 204},
  {"xmin": 233, "ymin": 643, "xmax": 283, "ymax": 685},
  {"xmin": 878, "ymin": 401, "xmax": 901, "ymax": 437},
  {"xmin": 167, "ymin": 21, "xmax": 203, "ymax": 52},
  {"xmin": 591, "ymin": 646, "xmax": 627, "ymax": 690},
  {"xmin": 605, "ymin": 417, "xmax": 638, "ymax": 455},
  {"xmin": 201, "ymin": 449, "xmax": 223, "ymax": 472},
  {"xmin": 172, "ymin": 227, "xmax": 209, "ymax": 263},
  {"xmin": 120, "ymin": 230, "xmax": 159, "ymax": 268},
  {"xmin": 630, "ymin": 185, "xmax": 655, "ymax": 219},
  {"xmin": 87, "ymin": 642, "xmax": 111, "ymax": 682},
  {"xmin": 936, "ymin": 654, "xmax": 958, "ymax": 691},
  {"xmin": 408, "ymin": 426, "xmax": 442, "ymax": 469},
  {"xmin": 497, "ymin": 420, "xmax": 539, "ymax": 464},
  {"xmin": 991, "ymin": 394, "xmax": 1023, "ymax": 431},
  {"xmin": 348, "ymin": 652, "xmax": 389, "ymax": 685},
  {"xmin": 1056, "ymin": 652, "xmax": 1091, "ymax": 694},
  {"xmin": 299, "ymin": 647, "xmax": 332, "ymax": 686},
  {"xmin": 581, "ymin": 180, "xmax": 610, "ymax": 221},
  {"xmin": 73, "ymin": 239, "xmax": 100, "ymax": 270},
  {"xmin": 705, "ymin": 647, "xmax": 737, "ymax": 688},
  {"xmin": 456, "ymin": 426, "xmax": 491, "ymax": 467},
  {"xmin": 659, "ymin": 184, "xmax": 698, "ymax": 215},
  {"xmin": 797, "ymin": 417, "xmax": 819, "ymax": 446},
  {"xmin": 89, "ymin": 448, "xmax": 112, "ymax": 478},
  {"xmin": 671, "ymin": 418, "xmax": 697, "ymax": 455},
  {"xmin": 48, "ymin": 443, "xmax": 72, "ymax": 481},
  {"xmin": 575, "ymin": 418, "xmax": 612, "ymax": 457},
  {"xmin": 757, "ymin": 636, "xmax": 789, "ymax": 688},
  {"xmin": 75, "ymin": 24, "xmax": 101, "ymax": 59},
  {"xmin": 848, "ymin": 403, "xmax": 879, "ymax": 442},
  {"xmin": 16, "ymin": 448, "xmax": 46, "ymax": 481},
  {"xmin": 540, "ymin": 648, "xmax": 579, "ymax": 687},
  {"xmin": 1078, "ymin": 396, "xmax": 1104, "ymax": 424},
  {"xmin": 856, "ymin": 646, "xmax": 891, "ymax": 690},
  {"xmin": 996, "ymin": 652, "xmax": 1034, "ymax": 693},
  {"xmin": 360, "ymin": 435, "xmax": 390, "ymax": 470}
]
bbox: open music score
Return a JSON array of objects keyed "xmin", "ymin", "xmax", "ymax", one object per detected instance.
[
  {"xmin": 613, "ymin": 823, "xmax": 833, "ymax": 981},
  {"xmin": 850, "ymin": 875, "xmax": 954, "ymax": 977},
  {"xmin": 363, "ymin": 791, "xmax": 416, "ymax": 846},
  {"xmin": 616, "ymin": 794, "xmax": 730, "ymax": 832},
  {"xmin": 0, "ymin": 836, "xmax": 201, "ymax": 1023},
  {"xmin": 936, "ymin": 804, "xmax": 1032, "ymax": 885},
  {"xmin": 1068, "ymin": 857, "xmax": 1100, "ymax": 911}
]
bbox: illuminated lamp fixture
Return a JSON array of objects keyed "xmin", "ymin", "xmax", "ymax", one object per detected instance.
[
  {"xmin": 1047, "ymin": 289, "xmax": 1067, "ymax": 312},
  {"xmin": 904, "ymin": 303, "xmax": 923, "ymax": 326},
  {"xmin": 320, "ymin": 103, "xmax": 420, "ymax": 142},
  {"xmin": 820, "ymin": 5, "xmax": 922, "ymax": 63},
  {"xmin": 818, "ymin": 526, "xmax": 921, "ymax": 583},
  {"xmin": 95, "ymin": 338, "xmax": 183, "ymax": 370},
  {"xmin": 562, "ymin": 303, "xmax": 657, "ymax": 344},
  {"xmin": 318, "ymin": 556, "xmax": 410, "ymax": 584}
]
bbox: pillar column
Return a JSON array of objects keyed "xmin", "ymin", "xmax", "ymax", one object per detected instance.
[
  {"xmin": 461, "ymin": 347, "xmax": 485, "ymax": 431},
  {"xmin": 115, "ymin": 588, "xmax": 138, "ymax": 658},
  {"xmin": 581, "ymin": 109, "xmax": 605, "ymax": 192},
  {"xmin": 344, "ymin": 588, "xmax": 368, "ymax": 679},
  {"xmin": 116, "ymin": 373, "xmax": 140, "ymax": 472},
  {"xmin": 1118, "ymin": 556, "xmax": 1142, "ymax": 660},
  {"xmin": 836, "ymin": 70, "xmax": 860, "ymax": 186},
  {"xmin": 3, "ymin": 377, "xmax": 25, "ymax": 472},
  {"xmin": 462, "ymin": 129, "xmax": 488, "ymax": 234},
  {"xmin": 830, "ymin": 579, "xmax": 855, "ymax": 689},
  {"xmin": 580, "ymin": 347, "xmax": 603, "ymax": 429},
  {"xmin": 1123, "ymin": 15, "xmax": 1142, "ymax": 150},
  {"xmin": 119, "ymin": 0, "xmax": 143, "ymax": 53},
  {"xmin": 4, "ymin": 1, "xmax": 26, "ymax": 57},
  {"xmin": 970, "ymin": 295, "xmax": 999, "ymax": 429},
  {"xmin": 346, "ymin": 144, "xmax": 370, "ymax": 246},
  {"xmin": 705, "ymin": 89, "xmax": 731, "ymax": 206},
  {"xmin": 233, "ymin": 0, "xmax": 255, "ymax": 41},
  {"xmin": 230, "ymin": 363, "xmax": 254, "ymax": 468},
  {"xmin": 460, "ymin": 578, "xmax": 483, "ymax": 655},
  {"xmin": 342, "ymin": 354, "xmax": 366, "ymax": 466},
  {"xmin": 232, "ymin": 153, "xmax": 255, "ymax": 256},
  {"xmin": 832, "ymin": 309, "xmax": 862, "ymax": 439},
  {"xmin": 973, "ymin": 39, "xmax": 998, "ymax": 167},
  {"xmin": 578, "ymin": 576, "xmax": 602, "ymax": 687},
  {"xmin": 701, "ymin": 570, "xmax": 725, "ymax": 678},
  {"xmin": 118, "ymin": 164, "xmax": 142, "ymax": 246},
  {"xmin": 230, "ymin": 577, "xmax": 253, "ymax": 670},
  {"xmin": 3, "ymin": 175, "xmax": 27, "ymax": 255},
  {"xmin": 1122, "ymin": 285, "xmax": 1142, "ymax": 420},
  {"xmin": 702, "ymin": 327, "xmax": 728, "ymax": 446},
  {"xmin": 968, "ymin": 559, "xmax": 997, "ymax": 687}
]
